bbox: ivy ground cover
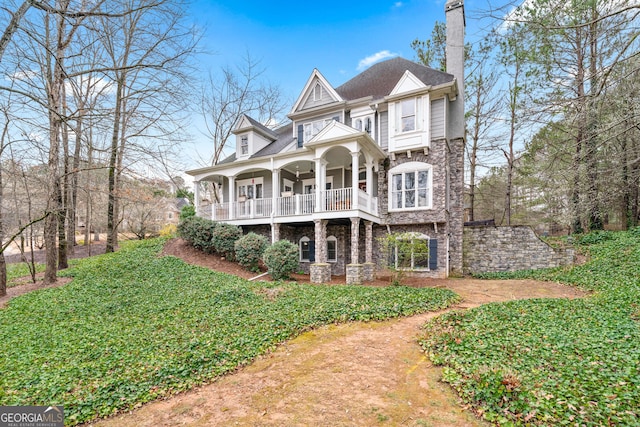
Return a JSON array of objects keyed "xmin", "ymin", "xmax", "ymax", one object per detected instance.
[
  {"xmin": 0, "ymin": 238, "xmax": 458, "ymax": 425},
  {"xmin": 421, "ymin": 229, "xmax": 640, "ymax": 426}
]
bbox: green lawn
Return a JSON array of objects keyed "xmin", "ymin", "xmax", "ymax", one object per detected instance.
[
  {"xmin": 421, "ymin": 229, "xmax": 640, "ymax": 426},
  {"xmin": 0, "ymin": 238, "xmax": 459, "ymax": 426}
]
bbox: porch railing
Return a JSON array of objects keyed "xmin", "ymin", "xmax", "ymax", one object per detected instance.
[{"xmin": 205, "ymin": 188, "xmax": 379, "ymax": 221}]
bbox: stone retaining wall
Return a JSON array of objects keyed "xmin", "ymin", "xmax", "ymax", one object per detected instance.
[{"xmin": 463, "ymin": 225, "xmax": 575, "ymax": 274}]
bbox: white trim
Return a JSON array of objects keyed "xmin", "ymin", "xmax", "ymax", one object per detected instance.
[
  {"xmin": 394, "ymin": 233, "xmax": 430, "ymax": 271},
  {"xmin": 290, "ymin": 69, "xmax": 344, "ymax": 115},
  {"xmin": 388, "ymin": 162, "xmax": 433, "ymax": 212},
  {"xmin": 327, "ymin": 235, "xmax": 337, "ymax": 263},
  {"xmin": 299, "ymin": 236, "xmax": 311, "ymax": 262}
]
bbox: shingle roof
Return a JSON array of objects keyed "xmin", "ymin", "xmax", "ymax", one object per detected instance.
[
  {"xmin": 335, "ymin": 57, "xmax": 454, "ymax": 101},
  {"xmin": 238, "ymin": 114, "xmax": 279, "ymax": 139},
  {"xmin": 251, "ymin": 122, "xmax": 294, "ymax": 158}
]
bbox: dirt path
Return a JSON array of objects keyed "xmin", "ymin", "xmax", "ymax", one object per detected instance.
[{"xmin": 90, "ymin": 279, "xmax": 586, "ymax": 427}]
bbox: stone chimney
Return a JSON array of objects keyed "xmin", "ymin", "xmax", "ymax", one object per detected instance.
[
  {"xmin": 445, "ymin": 0, "xmax": 465, "ymax": 141},
  {"xmin": 445, "ymin": 0, "xmax": 465, "ymax": 276}
]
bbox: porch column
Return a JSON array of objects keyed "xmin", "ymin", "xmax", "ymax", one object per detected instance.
[
  {"xmin": 350, "ymin": 217, "xmax": 360, "ymax": 264},
  {"xmin": 315, "ymin": 158, "xmax": 326, "ymax": 212},
  {"xmin": 193, "ymin": 180, "xmax": 200, "ymax": 216},
  {"xmin": 228, "ymin": 176, "xmax": 235, "ymax": 220},
  {"xmin": 310, "ymin": 219, "xmax": 330, "ymax": 283},
  {"xmin": 363, "ymin": 220, "xmax": 375, "ymax": 282},
  {"xmin": 365, "ymin": 160, "xmax": 374, "ymax": 211},
  {"xmin": 347, "ymin": 217, "xmax": 363, "ymax": 284},
  {"xmin": 272, "ymin": 168, "xmax": 280, "ymax": 216},
  {"xmin": 364, "ymin": 220, "xmax": 373, "ymax": 263},
  {"xmin": 271, "ymin": 222, "xmax": 280, "ymax": 243},
  {"xmin": 351, "ymin": 151, "xmax": 359, "ymax": 209}
]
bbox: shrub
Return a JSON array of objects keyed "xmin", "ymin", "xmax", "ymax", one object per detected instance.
[
  {"xmin": 177, "ymin": 216, "xmax": 217, "ymax": 253},
  {"xmin": 179, "ymin": 204, "xmax": 196, "ymax": 221},
  {"xmin": 211, "ymin": 223, "xmax": 242, "ymax": 260},
  {"xmin": 159, "ymin": 223, "xmax": 177, "ymax": 237},
  {"xmin": 263, "ymin": 240, "xmax": 299, "ymax": 280},
  {"xmin": 235, "ymin": 232, "xmax": 268, "ymax": 272}
]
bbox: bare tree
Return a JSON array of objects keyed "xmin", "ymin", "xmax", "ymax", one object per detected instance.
[{"xmin": 201, "ymin": 53, "xmax": 287, "ymax": 168}]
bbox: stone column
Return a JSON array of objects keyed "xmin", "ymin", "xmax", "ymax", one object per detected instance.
[
  {"xmin": 311, "ymin": 219, "xmax": 331, "ymax": 283},
  {"xmin": 271, "ymin": 222, "xmax": 280, "ymax": 243},
  {"xmin": 350, "ymin": 217, "xmax": 360, "ymax": 264},
  {"xmin": 363, "ymin": 220, "xmax": 375, "ymax": 281}
]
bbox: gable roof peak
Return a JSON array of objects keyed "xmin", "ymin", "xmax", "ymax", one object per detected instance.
[{"xmin": 289, "ymin": 68, "xmax": 343, "ymax": 115}]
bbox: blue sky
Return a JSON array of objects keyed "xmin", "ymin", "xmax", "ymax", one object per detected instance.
[{"xmin": 184, "ymin": 0, "xmax": 497, "ymax": 169}]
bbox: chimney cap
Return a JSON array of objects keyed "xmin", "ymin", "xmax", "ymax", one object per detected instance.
[{"xmin": 445, "ymin": 0, "xmax": 464, "ymax": 12}]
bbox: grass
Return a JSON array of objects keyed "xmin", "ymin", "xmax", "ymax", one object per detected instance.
[
  {"xmin": 6, "ymin": 262, "xmax": 46, "ymax": 287},
  {"xmin": 0, "ymin": 238, "xmax": 459, "ymax": 426},
  {"xmin": 421, "ymin": 228, "xmax": 640, "ymax": 426}
]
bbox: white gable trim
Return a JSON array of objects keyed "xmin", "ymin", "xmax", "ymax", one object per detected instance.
[
  {"xmin": 390, "ymin": 70, "xmax": 428, "ymax": 96},
  {"xmin": 309, "ymin": 120, "xmax": 359, "ymax": 143},
  {"xmin": 290, "ymin": 69, "xmax": 343, "ymax": 115}
]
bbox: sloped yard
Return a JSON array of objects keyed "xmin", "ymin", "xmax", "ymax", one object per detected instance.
[{"xmin": 0, "ymin": 238, "xmax": 458, "ymax": 425}]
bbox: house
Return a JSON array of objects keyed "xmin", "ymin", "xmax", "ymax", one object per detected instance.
[{"xmin": 187, "ymin": 0, "xmax": 465, "ymax": 283}]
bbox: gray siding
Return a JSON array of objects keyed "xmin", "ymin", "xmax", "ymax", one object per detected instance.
[
  {"xmin": 430, "ymin": 98, "xmax": 445, "ymax": 140},
  {"xmin": 301, "ymin": 83, "xmax": 336, "ymax": 110},
  {"xmin": 379, "ymin": 111, "xmax": 388, "ymax": 149}
]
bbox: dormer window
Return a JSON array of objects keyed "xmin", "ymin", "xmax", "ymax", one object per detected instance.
[
  {"xmin": 354, "ymin": 119, "xmax": 362, "ymax": 131},
  {"xmin": 364, "ymin": 117, "xmax": 372, "ymax": 135},
  {"xmin": 313, "ymin": 83, "xmax": 322, "ymax": 101},
  {"xmin": 240, "ymin": 135, "xmax": 248, "ymax": 155},
  {"xmin": 400, "ymin": 99, "xmax": 416, "ymax": 132}
]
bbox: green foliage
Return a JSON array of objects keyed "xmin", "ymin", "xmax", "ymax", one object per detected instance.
[
  {"xmin": 176, "ymin": 216, "xmax": 217, "ymax": 253},
  {"xmin": 211, "ymin": 223, "xmax": 242, "ymax": 261},
  {"xmin": 422, "ymin": 229, "xmax": 640, "ymax": 425},
  {"xmin": 0, "ymin": 238, "xmax": 459, "ymax": 425},
  {"xmin": 176, "ymin": 188, "xmax": 194, "ymax": 204},
  {"xmin": 179, "ymin": 204, "xmax": 196, "ymax": 221},
  {"xmin": 234, "ymin": 233, "xmax": 268, "ymax": 272},
  {"xmin": 6, "ymin": 263, "xmax": 46, "ymax": 287},
  {"xmin": 263, "ymin": 240, "xmax": 299, "ymax": 280}
]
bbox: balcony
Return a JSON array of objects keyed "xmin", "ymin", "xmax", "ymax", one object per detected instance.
[{"xmin": 198, "ymin": 187, "xmax": 378, "ymax": 223}]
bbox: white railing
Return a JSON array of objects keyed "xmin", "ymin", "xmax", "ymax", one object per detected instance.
[
  {"xmin": 323, "ymin": 187, "xmax": 352, "ymax": 211},
  {"xmin": 203, "ymin": 189, "xmax": 379, "ymax": 221},
  {"xmin": 211, "ymin": 202, "xmax": 229, "ymax": 221}
]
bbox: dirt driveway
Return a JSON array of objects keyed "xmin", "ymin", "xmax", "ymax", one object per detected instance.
[{"xmin": 90, "ymin": 278, "xmax": 586, "ymax": 427}]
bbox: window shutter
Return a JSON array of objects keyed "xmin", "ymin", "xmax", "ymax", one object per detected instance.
[
  {"xmin": 309, "ymin": 241, "xmax": 316, "ymax": 262},
  {"xmin": 297, "ymin": 124, "xmax": 304, "ymax": 147},
  {"xmin": 429, "ymin": 238, "xmax": 438, "ymax": 270}
]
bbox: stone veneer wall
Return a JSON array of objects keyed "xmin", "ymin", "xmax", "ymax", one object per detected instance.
[{"xmin": 463, "ymin": 226, "xmax": 575, "ymax": 274}]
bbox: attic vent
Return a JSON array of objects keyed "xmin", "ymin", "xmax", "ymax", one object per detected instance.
[{"xmin": 313, "ymin": 83, "xmax": 322, "ymax": 101}]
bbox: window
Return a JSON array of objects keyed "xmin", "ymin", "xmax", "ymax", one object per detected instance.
[
  {"xmin": 300, "ymin": 237, "xmax": 314, "ymax": 262},
  {"xmin": 364, "ymin": 117, "xmax": 372, "ymax": 135},
  {"xmin": 327, "ymin": 236, "xmax": 337, "ymax": 262},
  {"xmin": 400, "ymin": 99, "xmax": 416, "ymax": 132},
  {"xmin": 393, "ymin": 234, "xmax": 430, "ymax": 270},
  {"xmin": 389, "ymin": 162, "xmax": 432, "ymax": 211},
  {"xmin": 354, "ymin": 118, "xmax": 362, "ymax": 131},
  {"xmin": 303, "ymin": 117, "xmax": 339, "ymax": 142},
  {"xmin": 240, "ymin": 135, "xmax": 248, "ymax": 155}
]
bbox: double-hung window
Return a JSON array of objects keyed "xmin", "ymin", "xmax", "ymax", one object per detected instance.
[
  {"xmin": 389, "ymin": 162, "xmax": 432, "ymax": 211},
  {"xmin": 240, "ymin": 135, "xmax": 249, "ymax": 155},
  {"xmin": 400, "ymin": 99, "xmax": 416, "ymax": 132}
]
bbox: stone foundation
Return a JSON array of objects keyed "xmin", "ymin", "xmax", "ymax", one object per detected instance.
[
  {"xmin": 363, "ymin": 263, "xmax": 375, "ymax": 282},
  {"xmin": 346, "ymin": 264, "xmax": 363, "ymax": 285},
  {"xmin": 310, "ymin": 263, "xmax": 331, "ymax": 284}
]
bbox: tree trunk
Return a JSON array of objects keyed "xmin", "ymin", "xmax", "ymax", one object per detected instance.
[{"xmin": 106, "ymin": 77, "xmax": 124, "ymax": 253}]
